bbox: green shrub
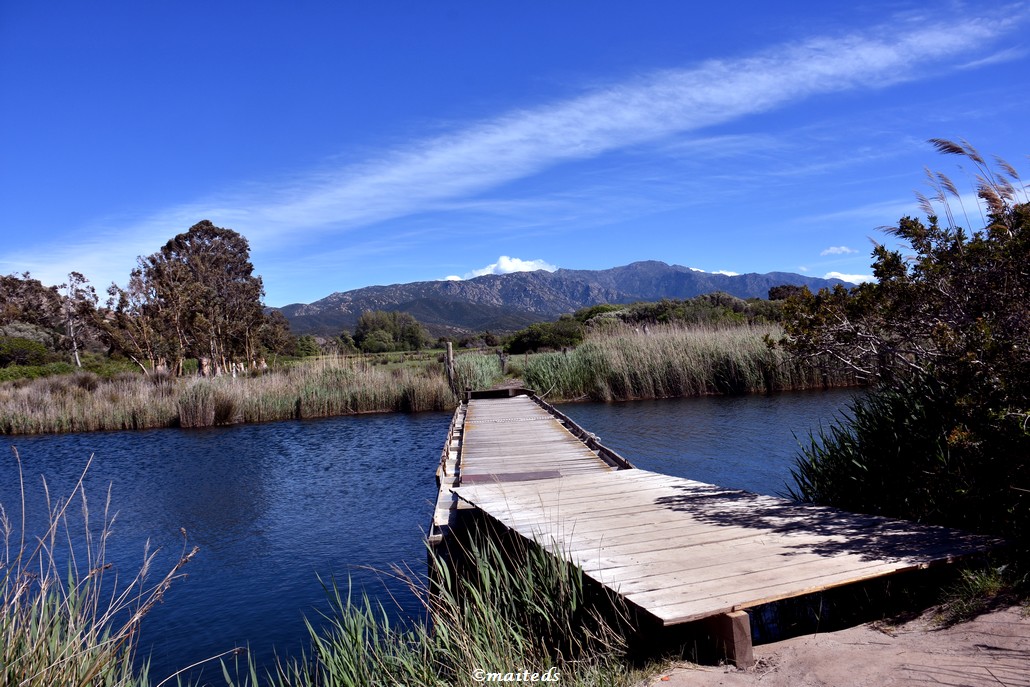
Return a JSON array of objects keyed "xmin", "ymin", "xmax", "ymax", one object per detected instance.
[
  {"xmin": 0, "ymin": 336, "xmax": 50, "ymax": 367},
  {"xmin": 783, "ymin": 142, "xmax": 1030, "ymax": 569},
  {"xmin": 790, "ymin": 373, "xmax": 1029, "ymax": 551},
  {"xmin": 505, "ymin": 317, "xmax": 584, "ymax": 354},
  {"xmin": 0, "ymin": 361, "xmax": 78, "ymax": 383}
]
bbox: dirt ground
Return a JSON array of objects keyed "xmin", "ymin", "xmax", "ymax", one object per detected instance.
[{"xmin": 637, "ymin": 605, "xmax": 1029, "ymax": 687}]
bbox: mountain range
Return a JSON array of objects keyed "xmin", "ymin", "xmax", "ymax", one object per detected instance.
[{"xmin": 276, "ymin": 261, "xmax": 847, "ymax": 336}]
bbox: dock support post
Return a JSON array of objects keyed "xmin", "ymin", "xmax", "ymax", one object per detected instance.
[
  {"xmin": 445, "ymin": 342, "xmax": 456, "ymax": 393},
  {"xmin": 705, "ymin": 611, "xmax": 755, "ymax": 668}
]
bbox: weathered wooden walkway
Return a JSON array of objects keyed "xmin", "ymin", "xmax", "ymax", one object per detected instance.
[
  {"xmin": 429, "ymin": 390, "xmax": 631, "ymax": 544},
  {"xmin": 430, "ymin": 390, "xmax": 997, "ymax": 665}
]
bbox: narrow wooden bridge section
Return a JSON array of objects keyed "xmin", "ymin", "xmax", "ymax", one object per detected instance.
[{"xmin": 430, "ymin": 390, "xmax": 996, "ymax": 665}]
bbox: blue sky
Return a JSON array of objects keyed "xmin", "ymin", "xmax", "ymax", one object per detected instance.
[{"xmin": 1, "ymin": 1, "xmax": 1027, "ymax": 307}]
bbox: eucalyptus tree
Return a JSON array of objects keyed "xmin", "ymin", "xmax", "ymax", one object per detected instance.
[
  {"xmin": 60, "ymin": 271, "xmax": 98, "ymax": 367},
  {"xmin": 106, "ymin": 220, "xmax": 270, "ymax": 375},
  {"xmin": 0, "ymin": 271, "xmax": 93, "ymax": 362}
]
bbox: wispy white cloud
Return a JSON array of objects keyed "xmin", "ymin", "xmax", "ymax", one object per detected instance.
[
  {"xmin": 958, "ymin": 46, "xmax": 1029, "ymax": 70},
  {"xmin": 267, "ymin": 11, "xmax": 1005, "ymax": 238},
  {"xmin": 820, "ymin": 245, "xmax": 858, "ymax": 255},
  {"xmin": 825, "ymin": 271, "xmax": 875, "ymax": 284},
  {"xmin": 445, "ymin": 256, "xmax": 558, "ymax": 281},
  {"xmin": 11, "ymin": 6, "xmax": 1024, "ymax": 294},
  {"xmin": 798, "ymin": 197, "xmax": 920, "ymax": 226}
]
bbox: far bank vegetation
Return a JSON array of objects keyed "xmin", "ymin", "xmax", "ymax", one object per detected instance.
[
  {"xmin": 506, "ymin": 292, "xmax": 858, "ymax": 401},
  {"xmin": 1, "ymin": 220, "xmax": 856, "ymax": 434}
]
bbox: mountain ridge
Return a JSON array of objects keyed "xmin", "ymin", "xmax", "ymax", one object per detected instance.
[{"xmin": 277, "ymin": 260, "xmax": 847, "ymax": 336}]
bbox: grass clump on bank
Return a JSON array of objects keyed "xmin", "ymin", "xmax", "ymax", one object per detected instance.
[
  {"xmin": 791, "ymin": 372, "xmax": 1030, "ymax": 563},
  {"xmin": 524, "ymin": 324, "xmax": 857, "ymax": 401}
]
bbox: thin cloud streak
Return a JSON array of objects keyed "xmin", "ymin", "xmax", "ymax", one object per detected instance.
[
  {"xmin": 248, "ymin": 12, "xmax": 1008, "ymax": 237},
  {"xmin": 10, "ymin": 7, "xmax": 1023, "ymax": 293},
  {"xmin": 958, "ymin": 46, "xmax": 1029, "ymax": 70}
]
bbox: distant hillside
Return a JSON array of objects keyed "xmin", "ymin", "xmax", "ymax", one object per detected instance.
[{"xmin": 277, "ymin": 260, "xmax": 848, "ymax": 336}]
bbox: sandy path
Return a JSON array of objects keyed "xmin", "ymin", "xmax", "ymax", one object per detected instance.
[{"xmin": 638, "ymin": 605, "xmax": 1029, "ymax": 687}]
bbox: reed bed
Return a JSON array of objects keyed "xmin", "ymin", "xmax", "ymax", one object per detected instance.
[
  {"xmin": 524, "ymin": 324, "xmax": 858, "ymax": 401},
  {"xmin": 452, "ymin": 351, "xmax": 504, "ymax": 392},
  {"xmin": 225, "ymin": 527, "xmax": 641, "ymax": 687},
  {"xmin": 1, "ymin": 453, "xmax": 199, "ymax": 687},
  {"xmin": 1, "ymin": 325, "xmax": 858, "ymax": 434},
  {"xmin": 0, "ymin": 356, "xmax": 455, "ymax": 435}
]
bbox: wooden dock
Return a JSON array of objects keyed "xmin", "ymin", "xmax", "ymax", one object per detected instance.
[
  {"xmin": 431, "ymin": 390, "xmax": 997, "ymax": 665},
  {"xmin": 429, "ymin": 389, "xmax": 631, "ymax": 544}
]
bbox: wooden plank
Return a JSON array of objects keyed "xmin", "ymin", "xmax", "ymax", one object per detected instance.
[
  {"xmin": 640, "ymin": 559, "xmax": 937, "ymax": 625},
  {"xmin": 458, "ymin": 397, "xmax": 617, "ymax": 488},
  {"xmin": 453, "ymin": 471, "xmax": 678, "ymax": 507},
  {"xmin": 460, "ymin": 453, "xmax": 607, "ymax": 466},
  {"xmin": 461, "ymin": 470, "xmax": 564, "ymax": 483},
  {"xmin": 454, "ymin": 489, "xmax": 769, "ymax": 535},
  {"xmin": 455, "ymin": 472, "xmax": 986, "ymax": 554},
  {"xmin": 455, "ymin": 474, "xmax": 734, "ymax": 508}
]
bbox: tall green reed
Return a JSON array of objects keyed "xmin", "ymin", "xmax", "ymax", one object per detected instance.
[
  {"xmin": 524, "ymin": 324, "xmax": 857, "ymax": 401},
  {"xmin": 452, "ymin": 352, "xmax": 504, "ymax": 392},
  {"xmin": 1, "ymin": 452, "xmax": 199, "ymax": 687},
  {"xmin": 224, "ymin": 527, "xmax": 638, "ymax": 687}
]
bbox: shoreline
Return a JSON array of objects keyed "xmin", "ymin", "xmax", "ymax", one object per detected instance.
[
  {"xmin": 1, "ymin": 379, "xmax": 863, "ymax": 437},
  {"xmin": 638, "ymin": 604, "xmax": 1029, "ymax": 687}
]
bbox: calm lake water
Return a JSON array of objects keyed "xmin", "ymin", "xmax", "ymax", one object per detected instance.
[
  {"xmin": 557, "ymin": 388, "xmax": 860, "ymax": 497},
  {"xmin": 1, "ymin": 388, "xmax": 858, "ymax": 681}
]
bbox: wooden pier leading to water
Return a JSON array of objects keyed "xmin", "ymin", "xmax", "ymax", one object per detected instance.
[{"xmin": 430, "ymin": 389, "xmax": 997, "ymax": 666}]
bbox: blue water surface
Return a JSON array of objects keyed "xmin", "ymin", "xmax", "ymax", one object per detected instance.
[{"xmin": 2, "ymin": 412, "xmax": 449, "ymax": 682}]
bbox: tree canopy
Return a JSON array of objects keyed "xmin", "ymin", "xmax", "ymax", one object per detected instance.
[
  {"xmin": 103, "ymin": 220, "xmax": 286, "ymax": 375},
  {"xmin": 352, "ymin": 310, "xmax": 431, "ymax": 353},
  {"xmin": 505, "ymin": 315, "xmax": 584, "ymax": 354}
]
